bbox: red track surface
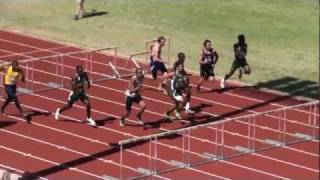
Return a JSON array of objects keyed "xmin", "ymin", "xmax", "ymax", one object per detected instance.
[{"xmin": 0, "ymin": 29, "xmax": 319, "ymax": 180}]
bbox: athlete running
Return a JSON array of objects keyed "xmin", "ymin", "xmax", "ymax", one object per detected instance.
[
  {"xmin": 120, "ymin": 68, "xmax": 146, "ymax": 127},
  {"xmin": 221, "ymin": 34, "xmax": 251, "ymax": 88},
  {"xmin": 55, "ymin": 65, "xmax": 96, "ymax": 127},
  {"xmin": 1, "ymin": 60, "xmax": 27, "ymax": 119}
]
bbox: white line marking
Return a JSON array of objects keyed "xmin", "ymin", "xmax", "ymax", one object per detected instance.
[
  {"xmin": 0, "ymin": 31, "xmax": 316, "ymax": 179},
  {"xmin": 0, "ymin": 145, "xmax": 105, "ymax": 179}
]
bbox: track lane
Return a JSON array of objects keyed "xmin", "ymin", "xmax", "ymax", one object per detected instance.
[{"xmin": 0, "ymin": 28, "xmax": 318, "ymax": 179}]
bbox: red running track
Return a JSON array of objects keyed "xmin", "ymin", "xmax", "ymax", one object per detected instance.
[{"xmin": 0, "ymin": 29, "xmax": 319, "ymax": 180}]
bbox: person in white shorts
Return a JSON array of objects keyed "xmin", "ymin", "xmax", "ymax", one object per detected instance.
[{"xmin": 74, "ymin": 0, "xmax": 85, "ymax": 20}]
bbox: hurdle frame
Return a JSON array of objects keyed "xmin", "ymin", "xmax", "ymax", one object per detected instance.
[
  {"xmin": 0, "ymin": 46, "xmax": 120, "ymax": 97},
  {"xmin": 118, "ymin": 100, "xmax": 319, "ymax": 179}
]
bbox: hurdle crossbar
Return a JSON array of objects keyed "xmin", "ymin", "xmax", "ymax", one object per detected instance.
[
  {"xmin": 118, "ymin": 51, "xmax": 150, "ymax": 79},
  {"xmin": 119, "ymin": 100, "xmax": 319, "ymax": 145},
  {"xmin": 0, "ymin": 47, "xmax": 118, "ymax": 68}
]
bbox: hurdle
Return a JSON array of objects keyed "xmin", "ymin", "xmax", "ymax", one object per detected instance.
[
  {"xmin": 117, "ymin": 51, "xmax": 150, "ymax": 79},
  {"xmin": 118, "ymin": 100, "xmax": 319, "ymax": 179},
  {"xmin": 0, "ymin": 46, "xmax": 120, "ymax": 97},
  {"xmin": 86, "ymin": 46, "xmax": 119, "ymax": 82}
]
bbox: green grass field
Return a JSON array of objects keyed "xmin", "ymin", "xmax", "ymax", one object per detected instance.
[{"xmin": 0, "ymin": 0, "xmax": 318, "ymax": 98}]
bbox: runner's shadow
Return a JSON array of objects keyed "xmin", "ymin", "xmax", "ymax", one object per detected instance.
[
  {"xmin": 95, "ymin": 117, "xmax": 116, "ymax": 126},
  {"xmin": 253, "ymin": 77, "xmax": 319, "ymax": 99},
  {"xmin": 82, "ymin": 10, "xmax": 108, "ymax": 19},
  {"xmin": 182, "ymin": 114, "xmax": 214, "ymax": 125},
  {"xmin": 201, "ymin": 85, "xmax": 251, "ymax": 94},
  {"xmin": 142, "ymin": 118, "xmax": 173, "ymax": 129},
  {"xmin": 190, "ymin": 103, "xmax": 212, "ymax": 113},
  {"xmin": 0, "ymin": 120, "xmax": 17, "ymax": 129},
  {"xmin": 24, "ymin": 110, "xmax": 51, "ymax": 124},
  {"xmin": 124, "ymin": 118, "xmax": 172, "ymax": 129}
]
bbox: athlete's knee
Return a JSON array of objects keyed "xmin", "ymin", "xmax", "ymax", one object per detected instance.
[
  {"xmin": 244, "ymin": 67, "xmax": 251, "ymax": 74},
  {"xmin": 139, "ymin": 101, "xmax": 146, "ymax": 108}
]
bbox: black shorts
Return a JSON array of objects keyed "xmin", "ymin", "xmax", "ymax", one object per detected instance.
[
  {"xmin": 231, "ymin": 58, "xmax": 248, "ymax": 72},
  {"xmin": 68, "ymin": 91, "xmax": 89, "ymax": 105},
  {"xmin": 150, "ymin": 59, "xmax": 167, "ymax": 79},
  {"xmin": 200, "ymin": 64, "xmax": 215, "ymax": 79},
  {"xmin": 125, "ymin": 95, "xmax": 142, "ymax": 111},
  {"xmin": 5, "ymin": 85, "xmax": 17, "ymax": 98}
]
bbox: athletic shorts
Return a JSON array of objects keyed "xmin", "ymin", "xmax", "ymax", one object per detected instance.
[
  {"xmin": 150, "ymin": 59, "xmax": 167, "ymax": 79},
  {"xmin": 68, "ymin": 91, "xmax": 89, "ymax": 105},
  {"xmin": 200, "ymin": 64, "xmax": 215, "ymax": 79},
  {"xmin": 5, "ymin": 84, "xmax": 17, "ymax": 98},
  {"xmin": 76, "ymin": 0, "xmax": 84, "ymax": 4},
  {"xmin": 125, "ymin": 95, "xmax": 142, "ymax": 111},
  {"xmin": 173, "ymin": 95, "xmax": 184, "ymax": 102},
  {"xmin": 231, "ymin": 58, "xmax": 248, "ymax": 72},
  {"xmin": 171, "ymin": 81, "xmax": 184, "ymax": 102}
]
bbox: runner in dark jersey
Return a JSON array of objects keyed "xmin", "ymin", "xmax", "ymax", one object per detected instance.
[
  {"xmin": 120, "ymin": 68, "xmax": 146, "ymax": 126},
  {"xmin": 55, "ymin": 65, "xmax": 96, "ymax": 127},
  {"xmin": 171, "ymin": 52, "xmax": 193, "ymax": 114},
  {"xmin": 172, "ymin": 52, "xmax": 185, "ymax": 71},
  {"xmin": 163, "ymin": 64, "xmax": 187, "ymax": 120},
  {"xmin": 196, "ymin": 39, "xmax": 219, "ymax": 92},
  {"xmin": 221, "ymin": 34, "xmax": 251, "ymax": 88}
]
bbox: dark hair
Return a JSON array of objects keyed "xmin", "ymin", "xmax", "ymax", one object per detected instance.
[
  {"xmin": 157, "ymin": 36, "xmax": 165, "ymax": 43},
  {"xmin": 203, "ymin": 39, "xmax": 211, "ymax": 47},
  {"xmin": 135, "ymin": 68, "xmax": 143, "ymax": 74},
  {"xmin": 76, "ymin": 65, "xmax": 83, "ymax": 71},
  {"xmin": 177, "ymin": 52, "xmax": 185, "ymax": 61},
  {"xmin": 12, "ymin": 60, "xmax": 19, "ymax": 65},
  {"xmin": 238, "ymin": 34, "xmax": 245, "ymax": 43}
]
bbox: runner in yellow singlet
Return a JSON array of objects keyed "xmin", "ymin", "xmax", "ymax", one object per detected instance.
[{"xmin": 1, "ymin": 60, "xmax": 26, "ymax": 118}]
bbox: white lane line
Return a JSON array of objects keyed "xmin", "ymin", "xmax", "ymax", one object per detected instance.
[
  {"xmin": 0, "ymin": 56, "xmax": 318, "ymax": 176},
  {"xmin": 1, "ymin": 48, "xmax": 317, "ymax": 133},
  {"xmin": 221, "ymin": 160, "xmax": 291, "ymax": 180},
  {"xmin": 3, "ymin": 31, "xmax": 316, "ymax": 116},
  {"xmin": 0, "ymin": 129, "xmax": 170, "ymax": 180},
  {"xmin": 0, "ymin": 163, "xmax": 49, "ymax": 180},
  {"xmin": 0, "ymin": 145, "xmax": 105, "ymax": 179},
  {"xmin": 0, "ymin": 32, "xmax": 318, "ymax": 177},
  {"xmin": 1, "ymin": 28, "xmax": 316, "ymax": 104},
  {"xmin": 0, "ymin": 99, "xmax": 226, "ymax": 180},
  {"xmin": 0, "ymin": 45, "xmax": 69, "ymax": 59},
  {"xmin": 8, "ymin": 90, "xmax": 315, "ymax": 178},
  {"xmin": 1, "ymin": 54, "xmax": 318, "ymax": 176}
]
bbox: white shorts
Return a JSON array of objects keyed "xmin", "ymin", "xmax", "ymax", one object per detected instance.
[
  {"xmin": 173, "ymin": 95, "xmax": 183, "ymax": 102},
  {"xmin": 125, "ymin": 90, "xmax": 136, "ymax": 97},
  {"xmin": 76, "ymin": 0, "xmax": 84, "ymax": 4}
]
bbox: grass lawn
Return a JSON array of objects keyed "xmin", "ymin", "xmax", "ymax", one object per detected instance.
[{"xmin": 0, "ymin": 0, "xmax": 318, "ymax": 98}]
